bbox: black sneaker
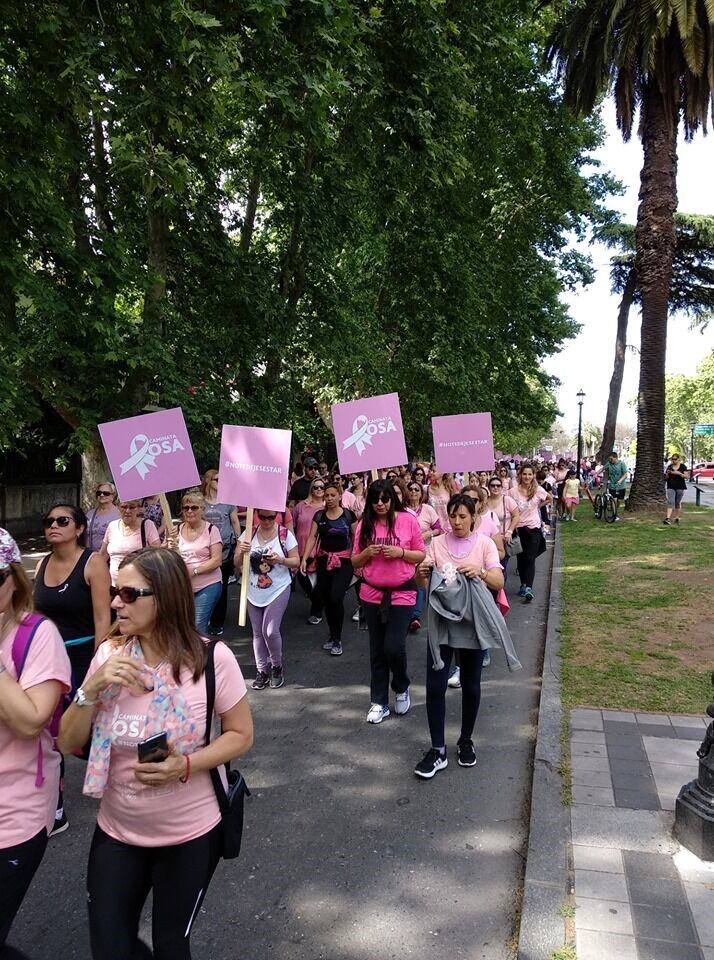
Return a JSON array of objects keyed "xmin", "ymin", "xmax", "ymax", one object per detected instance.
[
  {"xmin": 663, "ymin": 519, "xmax": 671, "ymax": 525},
  {"xmin": 49, "ymin": 812, "xmax": 69, "ymax": 837},
  {"xmin": 252, "ymin": 671, "xmax": 270, "ymax": 690},
  {"xmin": 457, "ymin": 739, "xmax": 477, "ymax": 767},
  {"xmin": 414, "ymin": 748, "xmax": 448, "ymax": 780},
  {"xmin": 270, "ymin": 666, "xmax": 285, "ymax": 689}
]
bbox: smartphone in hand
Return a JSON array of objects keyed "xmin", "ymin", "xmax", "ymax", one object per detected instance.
[{"xmin": 137, "ymin": 731, "xmax": 169, "ymax": 764}]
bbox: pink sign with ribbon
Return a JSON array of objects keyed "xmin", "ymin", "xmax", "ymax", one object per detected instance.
[
  {"xmin": 99, "ymin": 408, "xmax": 200, "ymax": 501},
  {"xmin": 216, "ymin": 425, "xmax": 292, "ymax": 512},
  {"xmin": 332, "ymin": 393, "xmax": 408, "ymax": 474},
  {"xmin": 432, "ymin": 413, "xmax": 495, "ymax": 473}
]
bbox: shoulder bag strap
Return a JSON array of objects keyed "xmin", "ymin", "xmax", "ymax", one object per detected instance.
[
  {"xmin": 140, "ymin": 519, "xmax": 147, "ymax": 548},
  {"xmin": 12, "ymin": 614, "xmax": 46, "ymax": 676},
  {"xmin": 204, "ymin": 641, "xmax": 229, "ymax": 812}
]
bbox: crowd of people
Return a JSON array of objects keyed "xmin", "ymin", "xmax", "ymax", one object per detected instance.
[{"xmin": 1, "ymin": 455, "xmax": 561, "ymax": 958}]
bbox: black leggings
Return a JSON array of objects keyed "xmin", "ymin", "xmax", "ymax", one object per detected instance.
[
  {"xmin": 362, "ymin": 602, "xmax": 412, "ymax": 705},
  {"xmin": 87, "ymin": 823, "xmax": 222, "ymax": 960},
  {"xmin": 426, "ymin": 645, "xmax": 485, "ymax": 748},
  {"xmin": 296, "ymin": 571, "xmax": 323, "ymax": 618},
  {"xmin": 315, "ymin": 557, "xmax": 353, "ymax": 642},
  {"xmin": 515, "ymin": 526, "xmax": 542, "ymax": 588},
  {"xmin": 1, "ymin": 828, "xmax": 48, "ymax": 953},
  {"xmin": 209, "ymin": 558, "xmax": 234, "ymax": 630}
]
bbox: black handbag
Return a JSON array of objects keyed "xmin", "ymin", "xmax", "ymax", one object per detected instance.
[{"xmin": 205, "ymin": 641, "xmax": 251, "ymax": 860}]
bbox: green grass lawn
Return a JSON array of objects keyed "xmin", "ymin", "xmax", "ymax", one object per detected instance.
[{"xmin": 558, "ymin": 505, "xmax": 713, "ymax": 715}]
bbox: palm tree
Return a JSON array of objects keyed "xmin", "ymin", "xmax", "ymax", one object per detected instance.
[
  {"xmin": 546, "ymin": 1, "xmax": 714, "ymax": 509},
  {"xmin": 595, "ymin": 215, "xmax": 714, "ymax": 464}
]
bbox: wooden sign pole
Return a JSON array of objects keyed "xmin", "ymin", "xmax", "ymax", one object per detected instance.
[
  {"xmin": 158, "ymin": 492, "xmax": 175, "ymax": 547},
  {"xmin": 238, "ymin": 507, "xmax": 254, "ymax": 627},
  {"xmin": 371, "ymin": 469, "xmax": 379, "ymax": 482}
]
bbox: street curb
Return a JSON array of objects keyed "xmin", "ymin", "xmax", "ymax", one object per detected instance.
[{"xmin": 517, "ymin": 533, "xmax": 571, "ymax": 960}]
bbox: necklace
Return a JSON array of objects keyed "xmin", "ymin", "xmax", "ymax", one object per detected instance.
[{"xmin": 445, "ymin": 532, "xmax": 475, "ymax": 559}]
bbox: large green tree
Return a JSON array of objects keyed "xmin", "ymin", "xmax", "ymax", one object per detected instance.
[
  {"xmin": 546, "ymin": 0, "xmax": 714, "ymax": 509},
  {"xmin": 665, "ymin": 351, "xmax": 714, "ymax": 461}
]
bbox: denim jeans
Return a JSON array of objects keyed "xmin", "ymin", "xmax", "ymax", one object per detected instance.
[
  {"xmin": 193, "ymin": 581, "xmax": 222, "ymax": 635},
  {"xmin": 412, "ymin": 587, "xmax": 426, "ymax": 621}
]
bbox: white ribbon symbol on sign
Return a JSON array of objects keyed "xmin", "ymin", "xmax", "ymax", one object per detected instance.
[
  {"xmin": 342, "ymin": 415, "xmax": 373, "ymax": 456},
  {"xmin": 119, "ymin": 434, "xmax": 158, "ymax": 479}
]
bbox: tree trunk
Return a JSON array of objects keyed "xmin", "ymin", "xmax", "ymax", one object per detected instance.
[
  {"xmin": 597, "ymin": 268, "xmax": 637, "ymax": 464},
  {"xmin": 239, "ymin": 172, "xmax": 260, "ymax": 252},
  {"xmin": 80, "ymin": 435, "xmax": 111, "ymax": 510},
  {"xmin": 627, "ymin": 80, "xmax": 678, "ymax": 511}
]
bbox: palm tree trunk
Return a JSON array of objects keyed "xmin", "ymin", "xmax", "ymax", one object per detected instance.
[
  {"xmin": 597, "ymin": 268, "xmax": 637, "ymax": 463},
  {"xmin": 627, "ymin": 80, "xmax": 678, "ymax": 511}
]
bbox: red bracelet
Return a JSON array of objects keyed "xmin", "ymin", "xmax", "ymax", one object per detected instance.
[{"xmin": 179, "ymin": 754, "xmax": 191, "ymax": 783}]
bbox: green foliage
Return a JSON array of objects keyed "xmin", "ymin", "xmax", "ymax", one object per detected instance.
[
  {"xmin": 1, "ymin": 0, "xmax": 613, "ymax": 465},
  {"xmin": 665, "ymin": 351, "xmax": 714, "ymax": 460}
]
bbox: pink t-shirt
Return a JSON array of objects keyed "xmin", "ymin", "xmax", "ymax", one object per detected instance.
[
  {"xmin": 104, "ymin": 519, "xmax": 161, "ymax": 584},
  {"xmin": 0, "ymin": 618, "xmax": 72, "ymax": 846},
  {"xmin": 486, "ymin": 495, "xmax": 518, "ymax": 532},
  {"xmin": 475, "ymin": 513, "xmax": 498, "ymax": 538},
  {"xmin": 177, "ymin": 522, "xmax": 223, "ymax": 592},
  {"xmin": 407, "ymin": 503, "xmax": 442, "ymax": 539},
  {"xmin": 427, "ymin": 486, "xmax": 453, "ymax": 533},
  {"xmin": 513, "ymin": 486, "xmax": 548, "ymax": 529},
  {"xmin": 84, "ymin": 639, "xmax": 247, "ymax": 847},
  {"xmin": 427, "ymin": 532, "xmax": 501, "ymax": 573},
  {"xmin": 291, "ymin": 500, "xmax": 322, "ymax": 556},
  {"xmin": 353, "ymin": 511, "xmax": 425, "ymax": 606},
  {"xmin": 341, "ymin": 490, "xmax": 359, "ymax": 514}
]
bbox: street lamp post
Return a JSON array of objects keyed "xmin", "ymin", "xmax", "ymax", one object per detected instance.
[
  {"xmin": 576, "ymin": 390, "xmax": 585, "ymax": 480},
  {"xmin": 690, "ymin": 421, "xmax": 697, "ymax": 475}
]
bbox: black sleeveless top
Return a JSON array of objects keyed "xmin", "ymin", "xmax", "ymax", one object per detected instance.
[{"xmin": 34, "ymin": 548, "xmax": 95, "ymax": 643}]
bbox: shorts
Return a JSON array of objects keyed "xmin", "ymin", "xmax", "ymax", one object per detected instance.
[
  {"xmin": 608, "ymin": 488, "xmax": 626, "ymax": 501},
  {"xmin": 564, "ymin": 497, "xmax": 579, "ymax": 506},
  {"xmin": 666, "ymin": 488, "xmax": 685, "ymax": 508}
]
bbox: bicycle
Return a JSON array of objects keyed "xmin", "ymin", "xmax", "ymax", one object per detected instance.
[{"xmin": 593, "ymin": 488, "xmax": 619, "ymax": 523}]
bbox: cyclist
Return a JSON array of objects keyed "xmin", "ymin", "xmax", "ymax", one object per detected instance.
[{"xmin": 602, "ymin": 452, "xmax": 627, "ymax": 519}]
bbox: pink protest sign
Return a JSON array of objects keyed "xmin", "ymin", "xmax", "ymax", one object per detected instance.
[
  {"xmin": 216, "ymin": 425, "xmax": 292, "ymax": 512},
  {"xmin": 99, "ymin": 408, "xmax": 200, "ymax": 501},
  {"xmin": 332, "ymin": 393, "xmax": 408, "ymax": 474},
  {"xmin": 432, "ymin": 413, "xmax": 495, "ymax": 473}
]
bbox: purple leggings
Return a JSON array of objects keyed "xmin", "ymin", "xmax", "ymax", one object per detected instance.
[{"xmin": 247, "ymin": 587, "xmax": 291, "ymax": 672}]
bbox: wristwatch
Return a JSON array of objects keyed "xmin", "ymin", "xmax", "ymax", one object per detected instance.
[
  {"xmin": 193, "ymin": 566, "xmax": 200, "ymax": 577},
  {"xmin": 74, "ymin": 686, "xmax": 97, "ymax": 708},
  {"xmin": 480, "ymin": 567, "xmax": 487, "ymax": 578}
]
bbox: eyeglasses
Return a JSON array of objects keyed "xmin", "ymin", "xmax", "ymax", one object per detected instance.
[
  {"xmin": 182, "ymin": 505, "xmax": 200, "ymax": 512},
  {"xmin": 372, "ymin": 494, "xmax": 392, "ymax": 504},
  {"xmin": 119, "ymin": 504, "xmax": 139, "ymax": 510},
  {"xmin": 0, "ymin": 567, "xmax": 12, "ymax": 587},
  {"xmin": 258, "ymin": 513, "xmax": 277, "ymax": 521},
  {"xmin": 96, "ymin": 490, "xmax": 113, "ymax": 497},
  {"xmin": 43, "ymin": 516, "xmax": 73, "ymax": 528},
  {"xmin": 110, "ymin": 585, "xmax": 155, "ymax": 604}
]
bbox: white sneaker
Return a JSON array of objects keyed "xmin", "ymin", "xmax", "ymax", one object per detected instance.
[
  {"xmin": 352, "ymin": 609, "xmax": 360, "ymax": 622},
  {"xmin": 366, "ymin": 703, "xmax": 390, "ymax": 724},
  {"xmin": 447, "ymin": 667, "xmax": 461, "ymax": 688},
  {"xmin": 394, "ymin": 689, "xmax": 411, "ymax": 715},
  {"xmin": 307, "ymin": 615, "xmax": 322, "ymax": 625}
]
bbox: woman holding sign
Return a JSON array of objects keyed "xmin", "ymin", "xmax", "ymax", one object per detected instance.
[
  {"xmin": 351, "ymin": 481, "xmax": 425, "ymax": 724},
  {"xmin": 176, "ymin": 491, "xmax": 224, "ymax": 634}
]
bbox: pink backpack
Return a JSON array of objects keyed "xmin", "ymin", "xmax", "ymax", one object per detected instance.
[{"xmin": 12, "ymin": 613, "xmax": 68, "ymax": 787}]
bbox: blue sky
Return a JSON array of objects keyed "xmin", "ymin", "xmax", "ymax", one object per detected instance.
[{"xmin": 546, "ymin": 101, "xmax": 714, "ymax": 433}]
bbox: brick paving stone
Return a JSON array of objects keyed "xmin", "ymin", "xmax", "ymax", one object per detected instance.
[
  {"xmin": 670, "ymin": 716, "xmax": 707, "ymax": 728},
  {"xmin": 636, "ymin": 939, "xmax": 704, "ymax": 960},
  {"xmin": 605, "ymin": 720, "xmax": 644, "ymax": 736},
  {"xmin": 571, "ymin": 729, "xmax": 607, "ymax": 744},
  {"xmin": 643, "ymin": 737, "xmax": 700, "ymax": 766},
  {"xmin": 631, "ymin": 902, "xmax": 698, "ymax": 945},
  {"xmin": 573, "ymin": 755, "xmax": 611, "ymax": 772},
  {"xmin": 635, "ymin": 714, "xmax": 673, "ymax": 726},
  {"xmin": 572, "ymin": 845, "xmax": 624, "ymax": 874},
  {"xmin": 572, "ymin": 742, "xmax": 608, "ymax": 758},
  {"xmin": 613, "ymin": 787, "xmax": 660, "ymax": 811},
  {"xmin": 702, "ymin": 948, "xmax": 714, "ymax": 960},
  {"xmin": 572, "ymin": 768, "xmax": 614, "ymax": 788},
  {"xmin": 673, "ymin": 726, "xmax": 708, "ymax": 741},
  {"xmin": 627, "ymin": 875, "xmax": 689, "ymax": 911},
  {"xmin": 622, "ymin": 851, "xmax": 679, "ymax": 880},
  {"xmin": 571, "ymin": 708, "xmax": 604, "ymax": 730},
  {"xmin": 610, "ymin": 759, "xmax": 655, "ymax": 780},
  {"xmin": 684, "ymin": 882, "xmax": 714, "ymax": 948},
  {"xmin": 576, "ymin": 897, "xmax": 634, "ymax": 935},
  {"xmin": 607, "ymin": 741, "xmax": 648, "ymax": 762},
  {"xmin": 575, "ymin": 868, "xmax": 629, "ymax": 901},
  {"xmin": 576, "ymin": 930, "xmax": 638, "ymax": 960},
  {"xmin": 573, "ymin": 784, "xmax": 615, "ymax": 807},
  {"xmin": 602, "ymin": 710, "xmax": 637, "ymax": 723},
  {"xmin": 637, "ymin": 723, "xmax": 680, "ymax": 739}
]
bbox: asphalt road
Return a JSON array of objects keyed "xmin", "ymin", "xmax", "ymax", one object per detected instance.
[{"xmin": 9, "ymin": 546, "xmax": 553, "ymax": 960}]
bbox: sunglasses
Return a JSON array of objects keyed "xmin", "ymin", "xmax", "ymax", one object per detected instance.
[
  {"xmin": 408, "ymin": 485, "xmax": 422, "ymax": 492},
  {"xmin": 489, "ymin": 483, "xmax": 502, "ymax": 489},
  {"xmin": 0, "ymin": 567, "xmax": 12, "ymax": 587},
  {"xmin": 371, "ymin": 493, "xmax": 392, "ymax": 504},
  {"xmin": 258, "ymin": 513, "xmax": 277, "ymax": 521},
  {"xmin": 386, "ymin": 474, "xmax": 397, "ymax": 480},
  {"xmin": 182, "ymin": 504, "xmax": 200, "ymax": 512},
  {"xmin": 43, "ymin": 516, "xmax": 73, "ymax": 528},
  {"xmin": 96, "ymin": 490, "xmax": 113, "ymax": 497},
  {"xmin": 110, "ymin": 585, "xmax": 155, "ymax": 603},
  {"xmin": 312, "ymin": 485, "xmax": 325, "ymax": 490}
]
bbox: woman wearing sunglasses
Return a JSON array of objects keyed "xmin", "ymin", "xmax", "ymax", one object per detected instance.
[
  {"xmin": 292, "ymin": 478, "xmax": 326, "ymax": 625},
  {"xmin": 236, "ymin": 510, "xmax": 299, "ymax": 689},
  {"xmin": 34, "ymin": 504, "xmax": 111, "ymax": 834},
  {"xmin": 57, "ymin": 547, "xmax": 253, "ymax": 960},
  {"xmin": 426, "ymin": 471, "xmax": 458, "ymax": 533},
  {"xmin": 348, "ymin": 474, "xmax": 366, "ymax": 517},
  {"xmin": 352, "ymin": 480, "xmax": 425, "ymax": 724},
  {"xmin": 0, "ymin": 528, "xmax": 72, "ymax": 955},
  {"xmin": 85, "ymin": 483, "xmax": 120, "ymax": 553},
  {"xmin": 405, "ymin": 481, "xmax": 442, "ymax": 633},
  {"xmin": 100, "ymin": 499, "xmax": 162, "ymax": 586},
  {"xmin": 513, "ymin": 463, "xmax": 552, "ymax": 602},
  {"xmin": 176, "ymin": 491, "xmax": 224, "ymax": 635},
  {"xmin": 484, "ymin": 477, "xmax": 519, "ymax": 580}
]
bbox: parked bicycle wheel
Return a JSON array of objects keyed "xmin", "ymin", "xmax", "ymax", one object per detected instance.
[
  {"xmin": 604, "ymin": 495, "xmax": 618, "ymax": 523},
  {"xmin": 593, "ymin": 493, "xmax": 603, "ymax": 519}
]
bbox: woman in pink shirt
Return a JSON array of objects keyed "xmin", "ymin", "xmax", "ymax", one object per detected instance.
[
  {"xmin": 176, "ymin": 491, "xmax": 224, "ymax": 634},
  {"xmin": 512, "ymin": 464, "xmax": 552, "ymax": 603},
  {"xmin": 58, "ymin": 547, "xmax": 253, "ymax": 960},
  {"xmin": 352, "ymin": 481, "xmax": 425, "ymax": 724},
  {"xmin": 426, "ymin": 471, "xmax": 458, "ymax": 532},
  {"xmin": 0, "ymin": 528, "xmax": 72, "ymax": 953},
  {"xmin": 484, "ymin": 475, "xmax": 520, "ymax": 581},
  {"xmin": 405, "ymin": 479, "xmax": 442, "ymax": 633},
  {"xmin": 292, "ymin": 478, "xmax": 326, "ymax": 625},
  {"xmin": 100, "ymin": 498, "xmax": 162, "ymax": 585}
]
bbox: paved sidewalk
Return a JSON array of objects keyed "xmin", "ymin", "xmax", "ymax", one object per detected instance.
[{"xmin": 570, "ymin": 708, "xmax": 714, "ymax": 960}]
